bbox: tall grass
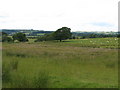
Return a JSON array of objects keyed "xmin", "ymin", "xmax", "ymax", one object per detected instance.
[
  {"xmin": 2, "ymin": 38, "xmax": 118, "ymax": 88},
  {"xmin": 2, "ymin": 59, "xmax": 50, "ymax": 88},
  {"xmin": 8, "ymin": 71, "xmax": 50, "ymax": 88},
  {"xmin": 2, "ymin": 63, "xmax": 11, "ymax": 83},
  {"xmin": 33, "ymin": 71, "xmax": 50, "ymax": 88}
]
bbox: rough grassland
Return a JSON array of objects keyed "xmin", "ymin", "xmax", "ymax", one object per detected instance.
[
  {"xmin": 0, "ymin": 42, "xmax": 2, "ymax": 89},
  {"xmin": 2, "ymin": 38, "xmax": 118, "ymax": 88}
]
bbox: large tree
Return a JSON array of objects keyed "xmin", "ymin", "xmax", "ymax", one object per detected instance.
[
  {"xmin": 53, "ymin": 27, "xmax": 72, "ymax": 42},
  {"xmin": 12, "ymin": 33, "xmax": 28, "ymax": 42}
]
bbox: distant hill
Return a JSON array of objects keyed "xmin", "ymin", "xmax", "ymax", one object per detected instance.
[
  {"xmin": 1, "ymin": 29, "xmax": 119, "ymax": 37},
  {"xmin": 1, "ymin": 29, "xmax": 53, "ymax": 36}
]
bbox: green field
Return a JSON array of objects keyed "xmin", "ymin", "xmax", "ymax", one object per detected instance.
[
  {"xmin": 0, "ymin": 42, "xmax": 2, "ymax": 89},
  {"xmin": 2, "ymin": 38, "xmax": 118, "ymax": 88}
]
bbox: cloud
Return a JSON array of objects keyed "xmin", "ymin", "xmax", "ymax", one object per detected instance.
[
  {"xmin": 0, "ymin": 16, "xmax": 8, "ymax": 18},
  {"xmin": 90, "ymin": 22, "xmax": 114, "ymax": 27},
  {"xmin": 0, "ymin": 0, "xmax": 118, "ymax": 31}
]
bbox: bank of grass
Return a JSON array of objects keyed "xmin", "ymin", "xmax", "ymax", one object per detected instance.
[{"xmin": 2, "ymin": 38, "xmax": 118, "ymax": 88}]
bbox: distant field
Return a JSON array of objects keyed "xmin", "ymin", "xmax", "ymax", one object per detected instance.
[
  {"xmin": 37, "ymin": 33, "xmax": 45, "ymax": 36},
  {"xmin": 0, "ymin": 42, "xmax": 1, "ymax": 89},
  {"xmin": 65, "ymin": 38, "xmax": 119, "ymax": 49},
  {"xmin": 2, "ymin": 38, "xmax": 118, "ymax": 88},
  {"xmin": 27, "ymin": 37, "xmax": 119, "ymax": 49}
]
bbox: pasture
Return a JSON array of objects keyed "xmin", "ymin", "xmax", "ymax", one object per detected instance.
[{"xmin": 2, "ymin": 38, "xmax": 118, "ymax": 88}]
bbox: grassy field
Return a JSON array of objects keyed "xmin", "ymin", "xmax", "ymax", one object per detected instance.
[
  {"xmin": 0, "ymin": 42, "xmax": 2, "ymax": 89},
  {"xmin": 2, "ymin": 38, "xmax": 118, "ymax": 88}
]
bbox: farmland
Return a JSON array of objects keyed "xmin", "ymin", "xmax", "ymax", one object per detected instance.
[{"xmin": 2, "ymin": 37, "xmax": 118, "ymax": 88}]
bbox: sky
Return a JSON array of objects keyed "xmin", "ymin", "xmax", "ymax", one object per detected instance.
[{"xmin": 0, "ymin": 0, "xmax": 119, "ymax": 32}]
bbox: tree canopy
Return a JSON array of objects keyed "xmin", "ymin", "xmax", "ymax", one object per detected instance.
[
  {"xmin": 12, "ymin": 33, "xmax": 28, "ymax": 42},
  {"xmin": 2, "ymin": 32, "xmax": 13, "ymax": 42},
  {"xmin": 35, "ymin": 27, "xmax": 72, "ymax": 42},
  {"xmin": 53, "ymin": 27, "xmax": 72, "ymax": 42}
]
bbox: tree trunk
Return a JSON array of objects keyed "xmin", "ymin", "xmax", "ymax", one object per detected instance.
[{"xmin": 60, "ymin": 39, "xmax": 62, "ymax": 42}]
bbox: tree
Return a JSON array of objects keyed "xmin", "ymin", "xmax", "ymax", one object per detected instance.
[
  {"xmin": 2, "ymin": 32, "xmax": 8, "ymax": 36},
  {"xmin": 44, "ymin": 33, "xmax": 54, "ymax": 41},
  {"xmin": 53, "ymin": 27, "xmax": 72, "ymax": 42},
  {"xmin": 34, "ymin": 33, "xmax": 54, "ymax": 42},
  {"xmin": 34, "ymin": 36, "xmax": 45, "ymax": 42},
  {"xmin": 117, "ymin": 34, "xmax": 120, "ymax": 38},
  {"xmin": 12, "ymin": 33, "xmax": 28, "ymax": 42},
  {"xmin": 72, "ymin": 36, "xmax": 76, "ymax": 39},
  {"xmin": 2, "ymin": 32, "xmax": 13, "ymax": 42},
  {"xmin": 80, "ymin": 36, "xmax": 86, "ymax": 39}
]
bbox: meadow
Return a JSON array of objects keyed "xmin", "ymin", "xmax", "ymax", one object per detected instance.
[{"xmin": 2, "ymin": 37, "xmax": 118, "ymax": 88}]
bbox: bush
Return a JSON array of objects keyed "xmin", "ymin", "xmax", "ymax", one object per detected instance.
[
  {"xmin": 12, "ymin": 33, "xmax": 28, "ymax": 42},
  {"xmin": 80, "ymin": 36, "xmax": 86, "ymax": 39},
  {"xmin": 35, "ymin": 34, "xmax": 54, "ymax": 42},
  {"xmin": 35, "ymin": 36, "xmax": 45, "ymax": 42},
  {"xmin": 2, "ymin": 36, "xmax": 13, "ymax": 42}
]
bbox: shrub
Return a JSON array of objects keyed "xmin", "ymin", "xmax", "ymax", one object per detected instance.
[
  {"xmin": 80, "ymin": 36, "xmax": 86, "ymax": 39},
  {"xmin": 12, "ymin": 33, "xmax": 28, "ymax": 42},
  {"xmin": 2, "ymin": 36, "xmax": 13, "ymax": 42},
  {"xmin": 34, "ymin": 36, "xmax": 45, "ymax": 42},
  {"xmin": 35, "ymin": 34, "xmax": 54, "ymax": 42}
]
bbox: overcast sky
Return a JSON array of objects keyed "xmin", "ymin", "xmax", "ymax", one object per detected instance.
[{"xmin": 0, "ymin": 0, "xmax": 119, "ymax": 31}]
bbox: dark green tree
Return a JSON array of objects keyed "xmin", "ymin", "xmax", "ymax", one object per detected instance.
[
  {"xmin": 35, "ymin": 33, "xmax": 54, "ymax": 42},
  {"xmin": 2, "ymin": 32, "xmax": 8, "ymax": 36},
  {"xmin": 53, "ymin": 27, "xmax": 72, "ymax": 42},
  {"xmin": 80, "ymin": 36, "xmax": 86, "ymax": 39},
  {"xmin": 2, "ymin": 32, "xmax": 13, "ymax": 42},
  {"xmin": 12, "ymin": 33, "xmax": 28, "ymax": 42},
  {"xmin": 34, "ymin": 36, "xmax": 45, "ymax": 42},
  {"xmin": 117, "ymin": 34, "xmax": 120, "ymax": 38},
  {"xmin": 44, "ymin": 33, "xmax": 54, "ymax": 41}
]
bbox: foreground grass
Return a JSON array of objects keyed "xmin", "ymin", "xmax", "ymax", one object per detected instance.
[
  {"xmin": 2, "ymin": 38, "xmax": 118, "ymax": 88},
  {"xmin": 0, "ymin": 42, "xmax": 2, "ymax": 89}
]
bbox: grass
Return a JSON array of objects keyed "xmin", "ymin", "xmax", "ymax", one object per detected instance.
[
  {"xmin": 0, "ymin": 42, "xmax": 2, "ymax": 89},
  {"xmin": 2, "ymin": 38, "xmax": 118, "ymax": 88},
  {"xmin": 27, "ymin": 37, "xmax": 119, "ymax": 49},
  {"xmin": 37, "ymin": 33, "xmax": 45, "ymax": 36},
  {"xmin": 65, "ymin": 38, "xmax": 119, "ymax": 49}
]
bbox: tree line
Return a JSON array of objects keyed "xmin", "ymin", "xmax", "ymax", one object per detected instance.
[
  {"xmin": 2, "ymin": 27, "xmax": 72, "ymax": 42},
  {"xmin": 2, "ymin": 27, "xmax": 120, "ymax": 42},
  {"xmin": 2, "ymin": 32, "xmax": 28, "ymax": 42}
]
